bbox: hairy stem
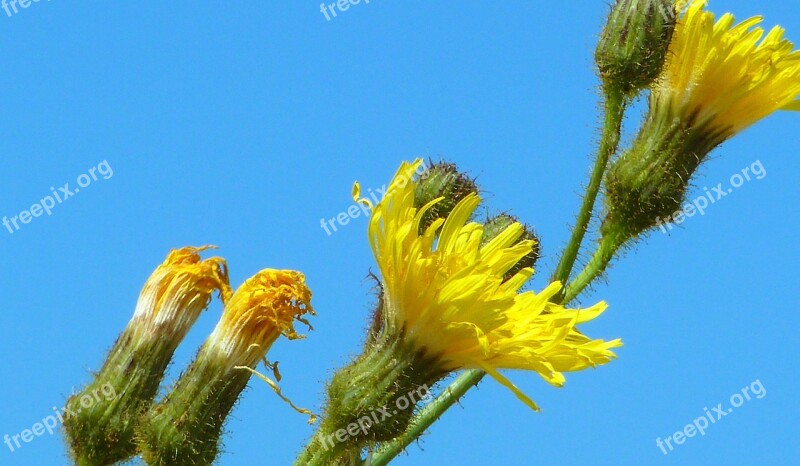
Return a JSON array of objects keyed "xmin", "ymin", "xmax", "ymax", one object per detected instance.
[
  {"xmin": 562, "ymin": 229, "xmax": 626, "ymax": 303},
  {"xmin": 551, "ymin": 92, "xmax": 625, "ymax": 301}
]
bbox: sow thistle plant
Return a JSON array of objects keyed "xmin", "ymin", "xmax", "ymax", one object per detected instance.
[
  {"xmin": 64, "ymin": 0, "xmax": 800, "ymax": 464},
  {"xmin": 64, "ymin": 249, "xmax": 314, "ymax": 466}
]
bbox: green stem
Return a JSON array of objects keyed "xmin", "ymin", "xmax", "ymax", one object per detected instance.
[
  {"xmin": 551, "ymin": 92, "xmax": 625, "ymax": 299},
  {"xmin": 562, "ymin": 228, "xmax": 626, "ymax": 303}
]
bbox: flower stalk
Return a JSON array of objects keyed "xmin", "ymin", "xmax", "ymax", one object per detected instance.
[{"xmin": 550, "ymin": 91, "xmax": 625, "ymax": 299}]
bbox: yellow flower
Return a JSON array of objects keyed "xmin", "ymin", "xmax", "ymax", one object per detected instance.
[
  {"xmin": 131, "ymin": 245, "xmax": 231, "ymax": 342},
  {"xmin": 207, "ymin": 269, "xmax": 314, "ymax": 368},
  {"xmin": 656, "ymin": 0, "xmax": 800, "ymax": 140},
  {"xmin": 355, "ymin": 160, "xmax": 621, "ymax": 410}
]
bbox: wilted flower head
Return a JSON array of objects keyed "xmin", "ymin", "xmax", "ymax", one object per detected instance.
[
  {"xmin": 139, "ymin": 269, "xmax": 314, "ymax": 466},
  {"xmin": 206, "ymin": 269, "xmax": 315, "ymax": 368},
  {"xmin": 130, "ymin": 246, "xmax": 231, "ymax": 342},
  {"xmin": 64, "ymin": 246, "xmax": 231, "ymax": 465}
]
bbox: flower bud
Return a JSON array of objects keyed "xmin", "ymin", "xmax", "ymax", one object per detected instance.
[
  {"xmin": 414, "ymin": 161, "xmax": 478, "ymax": 233},
  {"xmin": 63, "ymin": 247, "xmax": 230, "ymax": 465},
  {"xmin": 481, "ymin": 214, "xmax": 541, "ymax": 281},
  {"xmin": 596, "ymin": 0, "xmax": 676, "ymax": 97}
]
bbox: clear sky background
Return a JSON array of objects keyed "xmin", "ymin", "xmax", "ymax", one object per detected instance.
[{"xmin": 1, "ymin": 1, "xmax": 798, "ymax": 465}]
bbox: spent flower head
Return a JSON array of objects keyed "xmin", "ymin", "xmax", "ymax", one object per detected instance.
[
  {"xmin": 140, "ymin": 269, "xmax": 314, "ymax": 466},
  {"xmin": 64, "ymin": 246, "xmax": 230, "ymax": 465},
  {"xmin": 206, "ymin": 269, "xmax": 314, "ymax": 368},
  {"xmin": 130, "ymin": 246, "xmax": 231, "ymax": 341}
]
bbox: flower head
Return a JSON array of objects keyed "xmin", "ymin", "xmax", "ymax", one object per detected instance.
[
  {"xmin": 65, "ymin": 246, "xmax": 231, "ymax": 465},
  {"xmin": 356, "ymin": 160, "xmax": 621, "ymax": 410},
  {"xmin": 603, "ymin": 1, "xmax": 800, "ymax": 240},
  {"xmin": 138, "ymin": 270, "xmax": 315, "ymax": 465},
  {"xmin": 207, "ymin": 269, "xmax": 314, "ymax": 368},
  {"xmin": 656, "ymin": 0, "xmax": 800, "ymax": 142},
  {"xmin": 131, "ymin": 246, "xmax": 231, "ymax": 342}
]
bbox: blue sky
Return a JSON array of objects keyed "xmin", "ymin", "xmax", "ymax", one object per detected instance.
[{"xmin": 1, "ymin": 1, "xmax": 798, "ymax": 465}]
